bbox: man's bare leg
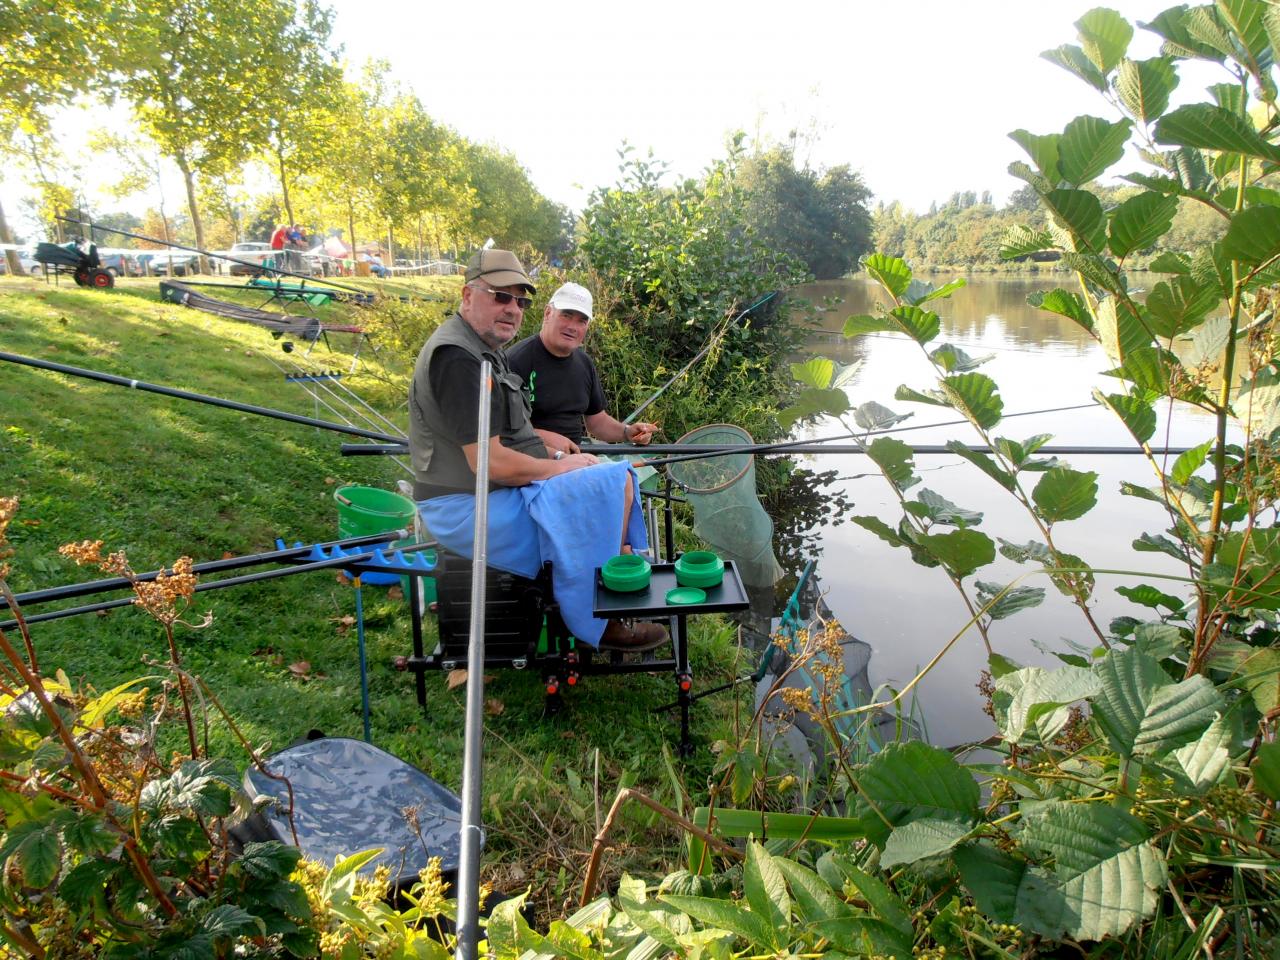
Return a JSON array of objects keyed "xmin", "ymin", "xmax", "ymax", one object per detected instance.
[{"xmin": 620, "ymin": 473, "xmax": 634, "ymax": 553}]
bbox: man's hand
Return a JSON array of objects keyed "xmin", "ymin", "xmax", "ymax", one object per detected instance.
[
  {"xmin": 556, "ymin": 452, "xmax": 600, "ymax": 472},
  {"xmin": 534, "ymin": 428, "xmax": 580, "ymax": 456},
  {"xmin": 625, "ymin": 421, "xmax": 658, "ymax": 445}
]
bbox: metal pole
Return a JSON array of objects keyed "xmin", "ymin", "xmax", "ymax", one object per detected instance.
[
  {"xmin": 456, "ymin": 359, "xmax": 493, "ymax": 960},
  {"xmin": 0, "ymin": 351, "xmax": 406, "ymax": 444}
]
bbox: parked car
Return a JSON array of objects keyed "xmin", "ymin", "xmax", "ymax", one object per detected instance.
[
  {"xmin": 97, "ymin": 249, "xmax": 145, "ymax": 278},
  {"xmin": 147, "ymin": 251, "xmax": 199, "ymax": 276},
  {"xmin": 222, "ymin": 241, "xmax": 275, "ymax": 276},
  {"xmin": 0, "ymin": 244, "xmax": 42, "ymax": 276}
]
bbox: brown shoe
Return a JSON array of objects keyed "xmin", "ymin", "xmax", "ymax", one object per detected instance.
[{"xmin": 599, "ymin": 619, "xmax": 669, "ymax": 652}]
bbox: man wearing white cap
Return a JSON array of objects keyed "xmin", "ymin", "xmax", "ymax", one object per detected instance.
[{"xmin": 508, "ymin": 282, "xmax": 658, "ymax": 456}]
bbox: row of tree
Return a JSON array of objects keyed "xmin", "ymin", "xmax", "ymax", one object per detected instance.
[
  {"xmin": 0, "ymin": 0, "xmax": 568, "ymax": 267},
  {"xmin": 873, "ymin": 185, "xmax": 1227, "ymax": 269}
]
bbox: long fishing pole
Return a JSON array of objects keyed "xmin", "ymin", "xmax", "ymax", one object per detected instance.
[
  {"xmin": 1, "ymin": 351, "xmax": 406, "ymax": 444},
  {"xmin": 623, "ymin": 290, "xmax": 780, "ymax": 424},
  {"xmin": 1, "ymin": 529, "xmax": 413, "ymax": 610},
  {"xmin": 0, "ymin": 541, "xmax": 434, "ymax": 631},
  {"xmin": 57, "ymin": 216, "xmax": 370, "ymax": 296}
]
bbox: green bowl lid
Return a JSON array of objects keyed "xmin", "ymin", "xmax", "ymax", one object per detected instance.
[{"xmin": 666, "ymin": 586, "xmax": 707, "ymax": 605}]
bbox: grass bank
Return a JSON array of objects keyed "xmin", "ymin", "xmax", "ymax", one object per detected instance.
[{"xmin": 0, "ymin": 274, "xmax": 752, "ymax": 916}]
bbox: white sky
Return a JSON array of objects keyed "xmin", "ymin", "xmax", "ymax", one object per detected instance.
[{"xmin": 3, "ymin": 1, "xmax": 1229, "ymax": 237}]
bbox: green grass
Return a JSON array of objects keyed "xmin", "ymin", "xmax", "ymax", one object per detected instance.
[{"xmin": 0, "ymin": 274, "xmax": 754, "ymax": 909}]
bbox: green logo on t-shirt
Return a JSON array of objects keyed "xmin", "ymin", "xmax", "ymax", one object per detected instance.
[{"xmin": 527, "ymin": 370, "xmax": 536, "ymax": 404}]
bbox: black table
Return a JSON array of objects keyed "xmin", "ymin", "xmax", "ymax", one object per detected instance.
[{"xmin": 594, "ymin": 560, "xmax": 749, "ymax": 754}]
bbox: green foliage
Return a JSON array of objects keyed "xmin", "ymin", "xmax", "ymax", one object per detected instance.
[
  {"xmin": 738, "ymin": 144, "xmax": 874, "ymax": 279},
  {"xmin": 580, "ymin": 142, "xmax": 812, "ymax": 441}
]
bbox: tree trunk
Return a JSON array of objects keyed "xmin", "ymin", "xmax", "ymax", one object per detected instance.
[
  {"xmin": 175, "ymin": 152, "xmax": 207, "ymax": 273},
  {"xmin": 0, "ymin": 197, "xmax": 20, "ymax": 276},
  {"xmin": 276, "ymin": 143, "xmax": 294, "ymax": 227}
]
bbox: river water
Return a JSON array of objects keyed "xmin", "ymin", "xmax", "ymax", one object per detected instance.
[{"xmin": 782, "ymin": 275, "xmax": 1221, "ymax": 747}]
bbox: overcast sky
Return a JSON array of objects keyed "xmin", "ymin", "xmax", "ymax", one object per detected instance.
[{"xmin": 3, "ymin": 1, "xmax": 1228, "ymax": 236}]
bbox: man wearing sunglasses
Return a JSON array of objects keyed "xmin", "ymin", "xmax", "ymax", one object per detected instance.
[
  {"xmin": 408, "ymin": 248, "xmax": 666, "ymax": 651},
  {"xmin": 508, "ymin": 282, "xmax": 658, "ymax": 456}
]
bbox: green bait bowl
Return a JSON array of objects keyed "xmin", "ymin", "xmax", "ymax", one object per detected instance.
[
  {"xmin": 601, "ymin": 553, "xmax": 651, "ymax": 592},
  {"xmin": 674, "ymin": 550, "xmax": 724, "ymax": 588}
]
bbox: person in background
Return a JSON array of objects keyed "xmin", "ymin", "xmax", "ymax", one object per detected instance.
[
  {"xmin": 268, "ymin": 224, "xmax": 288, "ymax": 270},
  {"xmin": 507, "ymin": 282, "xmax": 657, "ymax": 456},
  {"xmin": 409, "ymin": 250, "xmax": 666, "ymax": 650}
]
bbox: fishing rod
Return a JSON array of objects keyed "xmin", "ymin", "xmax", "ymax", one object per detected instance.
[
  {"xmin": 0, "ymin": 351, "xmax": 407, "ymax": 444},
  {"xmin": 636, "ymin": 441, "xmax": 1195, "ymax": 469},
  {"xmin": 622, "ymin": 290, "xmax": 780, "ymax": 424},
  {"xmin": 0, "ymin": 540, "xmax": 435, "ymax": 631},
  {"xmin": 56, "ymin": 216, "xmax": 375, "ymax": 296},
  {"xmin": 1, "ymin": 530, "xmax": 413, "ymax": 611}
]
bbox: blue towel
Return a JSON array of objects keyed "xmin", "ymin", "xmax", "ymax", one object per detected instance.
[
  {"xmin": 521, "ymin": 460, "xmax": 648, "ymax": 646},
  {"xmin": 419, "ymin": 461, "xmax": 647, "ymax": 646}
]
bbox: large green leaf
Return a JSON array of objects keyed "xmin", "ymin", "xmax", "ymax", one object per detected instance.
[
  {"xmin": 850, "ymin": 741, "xmax": 980, "ymax": 848},
  {"xmin": 811, "ymin": 917, "xmax": 913, "ymax": 959},
  {"xmin": 1032, "ymin": 467, "xmax": 1098, "ymax": 522},
  {"xmin": 1115, "ymin": 56, "xmax": 1178, "ymax": 124},
  {"xmin": 1076, "ymin": 6, "xmax": 1133, "ymax": 72},
  {"xmin": 1000, "ymin": 225, "xmax": 1055, "ymax": 260},
  {"xmin": 742, "ymin": 842, "xmax": 788, "ymax": 941},
  {"xmin": 947, "ymin": 441, "xmax": 1016, "ymax": 491},
  {"xmin": 851, "ymin": 515, "xmax": 907, "ymax": 549},
  {"xmin": 1155, "ymin": 103, "xmax": 1280, "ymax": 163},
  {"xmin": 1144, "ymin": 275, "xmax": 1221, "ymax": 338},
  {"xmin": 818, "ymin": 858, "xmax": 913, "ymax": 936},
  {"xmin": 918, "ymin": 528, "xmax": 995, "ymax": 577},
  {"xmin": 776, "ymin": 387, "xmax": 849, "ymax": 431},
  {"xmin": 1009, "ymin": 129, "xmax": 1061, "ymax": 181},
  {"xmin": 974, "ymin": 580, "xmax": 1046, "ymax": 621},
  {"xmin": 854, "ymin": 400, "xmax": 911, "ymax": 431},
  {"xmin": 909, "ymin": 276, "xmax": 967, "ymax": 305},
  {"xmin": 866, "ymin": 436, "xmax": 918, "ymax": 490},
  {"xmin": 1145, "ymin": 5, "xmax": 1227, "ymax": 61},
  {"xmin": 660, "ymin": 894, "xmax": 774, "ymax": 948},
  {"xmin": 941, "ymin": 372, "xmax": 1003, "ymax": 429},
  {"xmin": 1184, "ymin": 315, "xmax": 1231, "ymax": 368},
  {"xmin": 1222, "ymin": 205, "xmax": 1280, "ymax": 266},
  {"xmin": 4, "ymin": 821, "xmax": 61, "ymax": 889},
  {"xmin": 954, "ymin": 843, "xmax": 1025, "ymax": 924},
  {"xmin": 843, "ymin": 313, "xmax": 894, "ymax": 338},
  {"xmin": 773, "ymin": 859, "xmax": 851, "ymax": 924},
  {"xmin": 1016, "ymin": 802, "xmax": 1166, "ymax": 940},
  {"xmin": 1169, "ymin": 713, "xmax": 1231, "ymax": 792},
  {"xmin": 930, "ymin": 344, "xmax": 993, "ymax": 373},
  {"xmin": 1093, "ymin": 647, "xmax": 1225, "ymax": 758},
  {"xmin": 1234, "ymin": 366, "xmax": 1280, "ymax": 438},
  {"xmin": 1093, "ymin": 390, "xmax": 1157, "ymax": 443},
  {"xmin": 912, "ymin": 488, "xmax": 982, "ymax": 528},
  {"xmin": 1254, "ymin": 741, "xmax": 1280, "ymax": 801},
  {"xmin": 1216, "ymin": 0, "xmax": 1274, "ymax": 77},
  {"xmin": 791, "ymin": 357, "xmax": 834, "ymax": 389},
  {"xmin": 1041, "ymin": 44, "xmax": 1108, "ymax": 92},
  {"xmin": 887, "ymin": 304, "xmax": 940, "ymax": 344},
  {"xmin": 619, "ymin": 876, "xmax": 690, "ymax": 951},
  {"xmin": 881, "ymin": 818, "xmax": 971, "ymax": 868},
  {"xmin": 1171, "ymin": 438, "xmax": 1214, "ymax": 485},
  {"xmin": 862, "ymin": 253, "xmax": 913, "ymax": 298},
  {"xmin": 1095, "ymin": 297, "xmax": 1151, "ymax": 363},
  {"xmin": 999, "ymin": 665, "xmax": 1101, "ymax": 743},
  {"xmin": 1043, "ymin": 188, "xmax": 1107, "ymax": 250},
  {"xmin": 1115, "ymin": 584, "xmax": 1184, "ymax": 612},
  {"xmin": 1108, "ymin": 192, "xmax": 1179, "ymax": 258},
  {"xmin": 1028, "ymin": 287, "xmax": 1093, "ymax": 331},
  {"xmin": 1057, "ymin": 116, "xmax": 1132, "ymax": 186}
]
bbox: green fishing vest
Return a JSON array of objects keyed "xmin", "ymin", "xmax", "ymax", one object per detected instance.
[{"xmin": 409, "ymin": 313, "xmax": 547, "ymax": 498}]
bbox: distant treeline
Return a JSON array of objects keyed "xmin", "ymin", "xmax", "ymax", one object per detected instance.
[{"xmin": 872, "ymin": 184, "xmax": 1225, "ymax": 272}]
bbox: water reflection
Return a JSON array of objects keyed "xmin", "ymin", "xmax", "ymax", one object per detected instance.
[{"xmin": 757, "ymin": 276, "xmax": 1224, "ymax": 748}]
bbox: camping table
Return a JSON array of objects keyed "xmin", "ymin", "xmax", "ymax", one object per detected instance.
[{"xmin": 594, "ymin": 559, "xmax": 749, "ymax": 755}]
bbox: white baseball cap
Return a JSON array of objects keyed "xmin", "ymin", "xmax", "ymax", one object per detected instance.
[{"xmin": 548, "ymin": 282, "xmax": 593, "ymax": 320}]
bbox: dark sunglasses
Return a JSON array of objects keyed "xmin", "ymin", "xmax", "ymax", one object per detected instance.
[{"xmin": 473, "ymin": 284, "xmax": 532, "ymax": 310}]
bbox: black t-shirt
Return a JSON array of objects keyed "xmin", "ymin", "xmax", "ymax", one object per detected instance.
[{"xmin": 506, "ymin": 335, "xmax": 606, "ymax": 445}]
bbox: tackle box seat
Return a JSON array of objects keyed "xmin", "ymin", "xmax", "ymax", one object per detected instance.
[{"xmin": 430, "ymin": 548, "xmax": 566, "ymax": 667}]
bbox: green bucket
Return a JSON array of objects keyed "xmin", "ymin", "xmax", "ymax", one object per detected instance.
[{"xmin": 334, "ymin": 484, "xmax": 426, "ymax": 590}]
